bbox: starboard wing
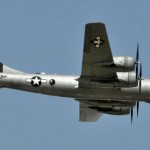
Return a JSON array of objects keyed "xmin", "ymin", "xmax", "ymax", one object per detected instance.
[{"xmin": 79, "ymin": 23, "xmax": 117, "ymax": 87}]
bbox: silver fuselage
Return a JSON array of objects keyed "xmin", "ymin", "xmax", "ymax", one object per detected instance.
[{"xmin": 0, "ymin": 72, "xmax": 150, "ymax": 102}]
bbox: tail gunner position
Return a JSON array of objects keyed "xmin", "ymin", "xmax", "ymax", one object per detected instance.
[{"xmin": 0, "ymin": 22, "xmax": 150, "ymax": 122}]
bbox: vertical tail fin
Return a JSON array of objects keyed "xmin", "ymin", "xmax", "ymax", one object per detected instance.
[
  {"xmin": 0, "ymin": 63, "xmax": 23, "ymax": 74},
  {"xmin": 0, "ymin": 63, "xmax": 3, "ymax": 72}
]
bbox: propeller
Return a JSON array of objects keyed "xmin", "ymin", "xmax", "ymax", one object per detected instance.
[
  {"xmin": 139, "ymin": 63, "xmax": 142, "ymax": 93},
  {"xmin": 131, "ymin": 107, "xmax": 133, "ymax": 124},
  {"xmin": 136, "ymin": 43, "xmax": 139, "ymax": 81},
  {"xmin": 130, "ymin": 103, "xmax": 139, "ymax": 124},
  {"xmin": 135, "ymin": 43, "xmax": 143, "ymax": 118},
  {"xmin": 135, "ymin": 43, "xmax": 143, "ymax": 90},
  {"xmin": 131, "ymin": 43, "xmax": 142, "ymax": 123},
  {"xmin": 137, "ymin": 63, "xmax": 142, "ymax": 117},
  {"xmin": 137, "ymin": 101, "xmax": 139, "ymax": 117}
]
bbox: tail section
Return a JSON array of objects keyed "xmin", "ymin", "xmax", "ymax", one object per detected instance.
[
  {"xmin": 0, "ymin": 63, "xmax": 3, "ymax": 72},
  {"xmin": 0, "ymin": 63, "xmax": 23, "ymax": 74}
]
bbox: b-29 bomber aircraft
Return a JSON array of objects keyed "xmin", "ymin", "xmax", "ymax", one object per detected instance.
[{"xmin": 0, "ymin": 22, "xmax": 148, "ymax": 122}]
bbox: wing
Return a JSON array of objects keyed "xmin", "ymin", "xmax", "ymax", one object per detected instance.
[
  {"xmin": 80, "ymin": 102, "xmax": 103, "ymax": 122},
  {"xmin": 79, "ymin": 23, "xmax": 117, "ymax": 87},
  {"xmin": 78, "ymin": 99, "xmax": 136, "ymax": 122}
]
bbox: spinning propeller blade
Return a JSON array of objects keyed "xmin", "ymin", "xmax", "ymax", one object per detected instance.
[
  {"xmin": 132, "ymin": 43, "xmax": 142, "ymax": 122},
  {"xmin": 131, "ymin": 107, "xmax": 133, "ymax": 124},
  {"xmin": 137, "ymin": 101, "xmax": 139, "ymax": 117},
  {"xmin": 136, "ymin": 43, "xmax": 139, "ymax": 81}
]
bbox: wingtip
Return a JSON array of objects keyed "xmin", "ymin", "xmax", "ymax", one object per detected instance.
[{"xmin": 85, "ymin": 22, "xmax": 105, "ymax": 26}]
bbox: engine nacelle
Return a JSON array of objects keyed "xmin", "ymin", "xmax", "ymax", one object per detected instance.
[
  {"xmin": 104, "ymin": 107, "xmax": 130, "ymax": 115},
  {"xmin": 95, "ymin": 56, "xmax": 136, "ymax": 72},
  {"xmin": 113, "ymin": 56, "xmax": 136, "ymax": 72},
  {"xmin": 81, "ymin": 100, "xmax": 136, "ymax": 107},
  {"xmin": 90, "ymin": 71, "xmax": 137, "ymax": 88},
  {"xmin": 116, "ymin": 71, "xmax": 137, "ymax": 87},
  {"xmin": 91, "ymin": 106, "xmax": 130, "ymax": 115}
]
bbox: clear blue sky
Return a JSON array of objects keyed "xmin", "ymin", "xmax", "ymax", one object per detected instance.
[{"xmin": 0, "ymin": 0, "xmax": 150, "ymax": 149}]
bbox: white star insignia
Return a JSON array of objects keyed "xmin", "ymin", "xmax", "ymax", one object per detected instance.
[
  {"xmin": 26, "ymin": 76, "xmax": 47, "ymax": 87},
  {"xmin": 32, "ymin": 77, "xmax": 41, "ymax": 85}
]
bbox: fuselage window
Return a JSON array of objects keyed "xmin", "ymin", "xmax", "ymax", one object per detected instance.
[{"xmin": 49, "ymin": 79, "xmax": 55, "ymax": 85}]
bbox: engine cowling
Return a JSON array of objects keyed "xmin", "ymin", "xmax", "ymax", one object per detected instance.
[
  {"xmin": 91, "ymin": 106, "xmax": 130, "ymax": 115},
  {"xmin": 116, "ymin": 71, "xmax": 137, "ymax": 87},
  {"xmin": 113, "ymin": 56, "xmax": 136, "ymax": 72},
  {"xmin": 96, "ymin": 56, "xmax": 136, "ymax": 72}
]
